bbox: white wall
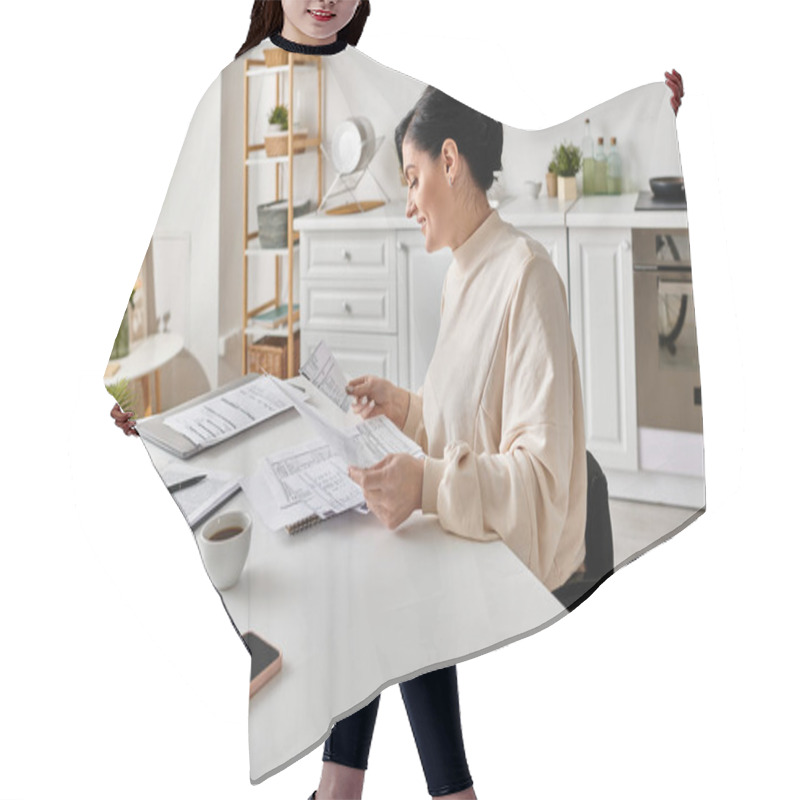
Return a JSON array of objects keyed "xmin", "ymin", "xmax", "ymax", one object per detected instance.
[
  {"xmin": 152, "ymin": 74, "xmax": 222, "ymax": 406},
  {"xmin": 324, "ymin": 49, "xmax": 680, "ymax": 200},
  {"xmin": 218, "ymin": 56, "xmax": 246, "ymax": 386}
]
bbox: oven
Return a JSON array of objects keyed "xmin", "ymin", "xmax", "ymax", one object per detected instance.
[{"xmin": 633, "ymin": 228, "xmax": 703, "ymax": 476}]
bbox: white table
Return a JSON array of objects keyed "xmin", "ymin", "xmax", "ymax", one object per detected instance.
[
  {"xmin": 141, "ymin": 378, "xmax": 566, "ymax": 782},
  {"xmin": 105, "ymin": 332, "xmax": 183, "ymax": 416}
]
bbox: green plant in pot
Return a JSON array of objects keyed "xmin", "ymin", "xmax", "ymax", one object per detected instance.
[
  {"xmin": 268, "ymin": 104, "xmax": 289, "ymax": 132},
  {"xmin": 265, "ymin": 104, "xmax": 307, "ymax": 157},
  {"xmin": 546, "ymin": 157, "xmax": 558, "ymax": 198},
  {"xmin": 552, "ymin": 142, "xmax": 583, "ymax": 201}
]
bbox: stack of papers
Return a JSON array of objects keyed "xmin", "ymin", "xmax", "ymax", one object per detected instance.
[
  {"xmin": 163, "ymin": 378, "xmax": 294, "ymax": 447},
  {"xmin": 243, "ymin": 376, "xmax": 423, "ymax": 533},
  {"xmin": 250, "ymin": 440, "xmax": 367, "ymax": 532}
]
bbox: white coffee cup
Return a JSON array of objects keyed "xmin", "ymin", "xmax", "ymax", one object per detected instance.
[{"xmin": 198, "ymin": 511, "xmax": 252, "ymax": 591}]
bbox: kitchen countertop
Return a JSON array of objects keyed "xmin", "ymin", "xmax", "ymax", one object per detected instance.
[
  {"xmin": 566, "ymin": 193, "xmax": 688, "ymax": 229},
  {"xmin": 294, "ymin": 195, "xmax": 573, "ymax": 232},
  {"xmin": 293, "ymin": 193, "xmax": 688, "ymax": 231},
  {"xmin": 495, "ymin": 194, "xmax": 574, "ymax": 227},
  {"xmin": 293, "ymin": 199, "xmax": 416, "ymax": 232}
]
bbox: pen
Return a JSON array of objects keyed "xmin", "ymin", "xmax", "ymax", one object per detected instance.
[{"xmin": 168, "ymin": 475, "xmax": 206, "ymax": 493}]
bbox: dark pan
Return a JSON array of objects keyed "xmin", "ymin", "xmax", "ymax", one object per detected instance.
[{"xmin": 650, "ymin": 176, "xmax": 685, "ymax": 201}]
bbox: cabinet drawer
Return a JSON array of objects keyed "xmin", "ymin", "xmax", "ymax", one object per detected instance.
[
  {"xmin": 302, "ymin": 284, "xmax": 396, "ymax": 333},
  {"xmin": 303, "ymin": 232, "xmax": 393, "ymax": 282},
  {"xmin": 301, "ymin": 331, "xmax": 398, "ymax": 384}
]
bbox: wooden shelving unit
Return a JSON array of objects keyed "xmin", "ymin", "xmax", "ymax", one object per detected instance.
[{"xmin": 241, "ymin": 49, "xmax": 324, "ymax": 376}]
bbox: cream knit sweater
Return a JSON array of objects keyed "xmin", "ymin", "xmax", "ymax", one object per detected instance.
[{"xmin": 402, "ymin": 210, "xmax": 587, "ymax": 591}]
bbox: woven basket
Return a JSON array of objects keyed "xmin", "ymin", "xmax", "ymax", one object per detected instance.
[{"xmin": 248, "ymin": 331, "xmax": 301, "ymax": 379}]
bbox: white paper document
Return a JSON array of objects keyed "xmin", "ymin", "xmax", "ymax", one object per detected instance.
[
  {"xmin": 266, "ymin": 376, "xmax": 423, "ymax": 468},
  {"xmin": 163, "ymin": 377, "xmax": 292, "ymax": 446},
  {"xmin": 300, "ymin": 340, "xmax": 351, "ymax": 412},
  {"xmin": 354, "ymin": 416, "xmax": 424, "ymax": 464}
]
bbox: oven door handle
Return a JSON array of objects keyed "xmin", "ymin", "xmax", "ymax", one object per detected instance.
[{"xmin": 634, "ymin": 263, "xmax": 692, "ymax": 273}]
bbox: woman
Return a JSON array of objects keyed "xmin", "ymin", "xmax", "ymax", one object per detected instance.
[{"xmin": 348, "ymin": 85, "xmax": 588, "ymax": 589}]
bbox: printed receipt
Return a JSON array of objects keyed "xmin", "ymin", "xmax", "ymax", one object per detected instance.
[
  {"xmin": 300, "ymin": 340, "xmax": 351, "ymax": 412},
  {"xmin": 267, "ymin": 376, "xmax": 423, "ymax": 468}
]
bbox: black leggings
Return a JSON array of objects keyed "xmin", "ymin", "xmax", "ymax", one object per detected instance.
[{"xmin": 323, "ymin": 665, "xmax": 473, "ymax": 797}]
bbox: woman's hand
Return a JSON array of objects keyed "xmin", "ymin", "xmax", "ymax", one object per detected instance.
[
  {"xmin": 348, "ymin": 454, "xmax": 424, "ymax": 530},
  {"xmin": 110, "ymin": 403, "xmax": 139, "ymax": 437},
  {"xmin": 346, "ymin": 375, "xmax": 410, "ymax": 430},
  {"xmin": 665, "ymin": 68, "xmax": 684, "ymax": 115}
]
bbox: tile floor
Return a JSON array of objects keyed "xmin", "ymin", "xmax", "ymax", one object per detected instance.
[{"xmin": 608, "ymin": 498, "xmax": 702, "ymax": 568}]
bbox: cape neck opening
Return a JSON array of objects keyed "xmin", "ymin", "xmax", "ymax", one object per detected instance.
[{"xmin": 269, "ymin": 31, "xmax": 347, "ymax": 55}]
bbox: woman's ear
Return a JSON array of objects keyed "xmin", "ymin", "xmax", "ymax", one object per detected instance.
[{"xmin": 441, "ymin": 138, "xmax": 459, "ymax": 181}]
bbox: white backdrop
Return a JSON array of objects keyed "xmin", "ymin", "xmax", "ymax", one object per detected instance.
[{"xmin": 1, "ymin": 2, "xmax": 797, "ymax": 798}]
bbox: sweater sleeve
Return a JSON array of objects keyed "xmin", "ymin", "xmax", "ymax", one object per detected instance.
[
  {"xmin": 402, "ymin": 387, "xmax": 427, "ymax": 452},
  {"xmin": 422, "ymin": 256, "xmax": 580, "ymax": 585}
]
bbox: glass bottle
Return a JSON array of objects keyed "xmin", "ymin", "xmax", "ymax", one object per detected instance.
[
  {"xmin": 593, "ymin": 136, "xmax": 607, "ymax": 195},
  {"xmin": 581, "ymin": 118, "xmax": 594, "ymax": 195},
  {"xmin": 607, "ymin": 136, "xmax": 622, "ymax": 195}
]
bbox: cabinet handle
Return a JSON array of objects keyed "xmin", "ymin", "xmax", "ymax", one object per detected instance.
[
  {"xmin": 341, "ymin": 249, "xmax": 351, "ymax": 261},
  {"xmin": 342, "ymin": 301, "xmax": 352, "ymax": 314},
  {"xmin": 622, "ymin": 240, "xmax": 631, "ymax": 252}
]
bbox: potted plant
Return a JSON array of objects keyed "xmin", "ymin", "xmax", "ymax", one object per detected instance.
[
  {"xmin": 552, "ymin": 142, "xmax": 583, "ymax": 201},
  {"xmin": 546, "ymin": 158, "xmax": 558, "ymax": 198},
  {"xmin": 265, "ymin": 104, "xmax": 307, "ymax": 156},
  {"xmin": 268, "ymin": 104, "xmax": 288, "ymax": 133}
]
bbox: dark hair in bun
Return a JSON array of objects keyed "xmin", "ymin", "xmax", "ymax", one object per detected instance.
[{"xmin": 394, "ymin": 85, "xmax": 503, "ymax": 192}]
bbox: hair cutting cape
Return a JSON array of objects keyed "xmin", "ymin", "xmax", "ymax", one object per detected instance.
[{"xmin": 105, "ymin": 36, "xmax": 703, "ymax": 784}]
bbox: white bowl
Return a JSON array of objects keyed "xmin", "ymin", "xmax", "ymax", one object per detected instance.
[{"xmin": 526, "ymin": 180, "xmax": 543, "ymax": 199}]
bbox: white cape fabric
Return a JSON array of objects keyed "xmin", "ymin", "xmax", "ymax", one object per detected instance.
[{"xmin": 106, "ymin": 37, "xmax": 703, "ymax": 783}]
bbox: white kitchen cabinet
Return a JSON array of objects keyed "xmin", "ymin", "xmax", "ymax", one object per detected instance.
[
  {"xmin": 397, "ymin": 231, "xmax": 451, "ymax": 392},
  {"xmin": 568, "ymin": 226, "xmax": 638, "ymax": 470},
  {"xmin": 299, "ymin": 226, "xmax": 401, "ymax": 384}
]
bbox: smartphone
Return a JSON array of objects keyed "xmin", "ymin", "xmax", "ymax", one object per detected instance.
[{"xmin": 242, "ymin": 631, "xmax": 282, "ymax": 697}]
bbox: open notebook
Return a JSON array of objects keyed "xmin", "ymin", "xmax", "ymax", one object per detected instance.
[{"xmin": 159, "ymin": 463, "xmax": 241, "ymax": 528}]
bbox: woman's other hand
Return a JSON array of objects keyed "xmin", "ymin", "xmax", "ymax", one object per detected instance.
[
  {"xmin": 348, "ymin": 454, "xmax": 424, "ymax": 530},
  {"xmin": 346, "ymin": 375, "xmax": 410, "ymax": 430},
  {"xmin": 110, "ymin": 403, "xmax": 139, "ymax": 437},
  {"xmin": 665, "ymin": 68, "xmax": 684, "ymax": 115}
]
